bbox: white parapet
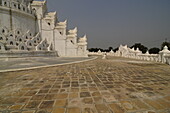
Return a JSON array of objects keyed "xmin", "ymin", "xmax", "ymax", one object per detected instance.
[{"xmin": 106, "ymin": 45, "xmax": 170, "ymax": 65}]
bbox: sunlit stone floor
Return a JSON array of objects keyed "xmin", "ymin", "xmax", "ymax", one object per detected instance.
[{"xmin": 0, "ymin": 56, "xmax": 170, "ymax": 113}]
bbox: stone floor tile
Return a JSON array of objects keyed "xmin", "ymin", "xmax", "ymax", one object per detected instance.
[
  {"xmin": 91, "ymin": 91, "xmax": 101, "ymax": 97},
  {"xmin": 146, "ymin": 110, "xmax": 156, "ymax": 113},
  {"xmin": 48, "ymin": 89, "xmax": 59, "ymax": 94},
  {"xmin": 37, "ymin": 89, "xmax": 49, "ymax": 94},
  {"xmin": 22, "ymin": 110, "xmax": 35, "ymax": 113},
  {"xmin": 158, "ymin": 111, "xmax": 170, "ymax": 113},
  {"xmin": 109, "ymin": 103, "xmax": 125, "ymax": 113},
  {"xmin": 80, "ymin": 92, "xmax": 91, "ymax": 98},
  {"xmin": 39, "ymin": 100, "xmax": 54, "ymax": 109},
  {"xmin": 16, "ymin": 97, "xmax": 31, "ymax": 104},
  {"xmin": 82, "ymin": 98, "xmax": 93, "ymax": 105},
  {"xmin": 130, "ymin": 99, "xmax": 150, "ymax": 110},
  {"xmin": 93, "ymin": 97, "xmax": 103, "ymax": 104},
  {"xmin": 1, "ymin": 97, "xmax": 18, "ymax": 105},
  {"xmin": 54, "ymin": 99, "xmax": 67, "ymax": 107},
  {"xmin": 56, "ymin": 93, "xmax": 68, "ymax": 99},
  {"xmin": 44, "ymin": 94, "xmax": 56, "ymax": 100},
  {"xmin": 163, "ymin": 96, "xmax": 170, "ymax": 102},
  {"xmin": 144, "ymin": 99, "xmax": 165, "ymax": 110},
  {"xmin": 120, "ymin": 100, "xmax": 137, "ymax": 112},
  {"xmin": 59, "ymin": 88, "xmax": 69, "ymax": 93},
  {"xmin": 69, "ymin": 93, "xmax": 79, "ymax": 98},
  {"xmin": 24, "ymin": 100, "xmax": 41, "ymax": 109},
  {"xmin": 10, "ymin": 111, "xmax": 22, "ymax": 113},
  {"xmin": 67, "ymin": 107, "xmax": 81, "ymax": 113},
  {"xmin": 89, "ymin": 87, "xmax": 98, "ymax": 92},
  {"xmin": 52, "ymin": 108, "xmax": 65, "ymax": 113},
  {"xmin": 98, "ymin": 87, "xmax": 107, "ymax": 91},
  {"xmin": 95, "ymin": 104, "xmax": 111, "ymax": 113},
  {"xmin": 82, "ymin": 107, "xmax": 96, "ymax": 113},
  {"xmin": 68, "ymin": 98, "xmax": 82, "ymax": 107},
  {"xmin": 52, "ymin": 85, "xmax": 61, "ymax": 89},
  {"xmin": 80, "ymin": 88, "xmax": 89, "ymax": 92},
  {"xmin": 24, "ymin": 91, "xmax": 37, "ymax": 96},
  {"xmin": 12, "ymin": 91, "xmax": 27, "ymax": 97},
  {"xmin": 9, "ymin": 105, "xmax": 23, "ymax": 110},
  {"xmin": 155, "ymin": 98, "xmax": 170, "ymax": 108},
  {"xmin": 0, "ymin": 105, "xmax": 9, "ymax": 110},
  {"xmin": 101, "ymin": 91, "xmax": 117, "ymax": 103},
  {"xmin": 31, "ymin": 95, "xmax": 45, "ymax": 100},
  {"xmin": 42, "ymin": 85, "xmax": 52, "ymax": 89},
  {"xmin": 36, "ymin": 109, "xmax": 47, "ymax": 113}
]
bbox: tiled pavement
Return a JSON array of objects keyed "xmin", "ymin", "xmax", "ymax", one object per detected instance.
[{"xmin": 0, "ymin": 56, "xmax": 170, "ymax": 113}]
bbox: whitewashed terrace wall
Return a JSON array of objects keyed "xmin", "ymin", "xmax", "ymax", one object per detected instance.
[
  {"xmin": 0, "ymin": 0, "xmax": 36, "ymax": 34},
  {"xmin": 88, "ymin": 46, "xmax": 170, "ymax": 65},
  {"xmin": 113, "ymin": 46, "xmax": 170, "ymax": 65}
]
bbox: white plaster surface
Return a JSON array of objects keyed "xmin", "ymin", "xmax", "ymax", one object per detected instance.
[{"xmin": 0, "ymin": 0, "xmax": 88, "ymax": 57}]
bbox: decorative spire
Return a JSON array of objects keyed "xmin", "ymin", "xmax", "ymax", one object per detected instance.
[
  {"xmin": 79, "ymin": 35, "xmax": 87, "ymax": 43},
  {"xmin": 68, "ymin": 27, "xmax": 77, "ymax": 34},
  {"xmin": 159, "ymin": 46, "xmax": 170, "ymax": 53}
]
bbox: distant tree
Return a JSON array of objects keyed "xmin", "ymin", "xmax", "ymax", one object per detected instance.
[
  {"xmin": 113, "ymin": 47, "xmax": 118, "ymax": 52},
  {"xmin": 88, "ymin": 47, "xmax": 114, "ymax": 52},
  {"xmin": 161, "ymin": 41, "xmax": 170, "ymax": 50},
  {"xmin": 100, "ymin": 48, "xmax": 104, "ymax": 52},
  {"xmin": 130, "ymin": 43, "xmax": 148, "ymax": 53},
  {"xmin": 104, "ymin": 49, "xmax": 110, "ymax": 52},
  {"xmin": 88, "ymin": 48, "xmax": 99, "ymax": 52},
  {"xmin": 149, "ymin": 47, "xmax": 160, "ymax": 54},
  {"xmin": 103, "ymin": 47, "xmax": 113, "ymax": 52},
  {"xmin": 88, "ymin": 48, "xmax": 94, "ymax": 52},
  {"xmin": 88, "ymin": 48, "xmax": 105, "ymax": 52},
  {"xmin": 108, "ymin": 47, "xmax": 113, "ymax": 51}
]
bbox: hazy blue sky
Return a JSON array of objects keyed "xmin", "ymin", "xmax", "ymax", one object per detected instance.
[{"xmin": 46, "ymin": 0, "xmax": 170, "ymax": 49}]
